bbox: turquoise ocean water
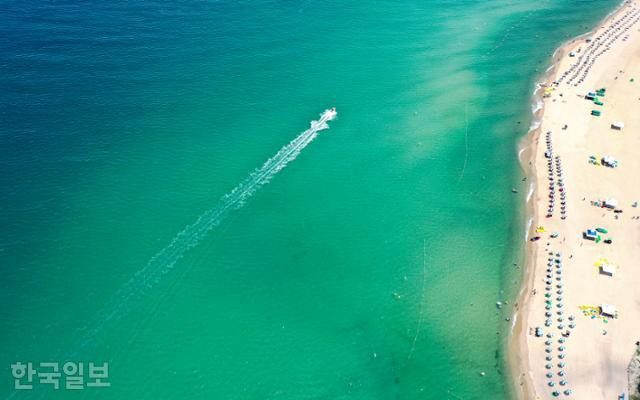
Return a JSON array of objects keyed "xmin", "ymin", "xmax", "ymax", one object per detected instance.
[{"xmin": 1, "ymin": 1, "xmax": 617, "ymax": 399}]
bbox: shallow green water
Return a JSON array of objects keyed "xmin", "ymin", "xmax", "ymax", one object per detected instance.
[{"xmin": 0, "ymin": 1, "xmax": 618, "ymax": 398}]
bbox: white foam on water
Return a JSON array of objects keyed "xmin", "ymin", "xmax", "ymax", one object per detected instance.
[
  {"xmin": 528, "ymin": 119, "xmax": 541, "ymax": 132},
  {"xmin": 526, "ymin": 182, "xmax": 535, "ymax": 203},
  {"xmin": 68, "ymin": 108, "xmax": 337, "ymax": 353},
  {"xmin": 531, "ymin": 99, "xmax": 543, "ymax": 114},
  {"xmin": 524, "ymin": 217, "xmax": 533, "ymax": 241}
]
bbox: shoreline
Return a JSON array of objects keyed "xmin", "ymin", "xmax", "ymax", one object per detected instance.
[{"xmin": 509, "ymin": 1, "xmax": 636, "ymax": 399}]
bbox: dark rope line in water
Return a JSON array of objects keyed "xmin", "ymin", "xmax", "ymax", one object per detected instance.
[
  {"xmin": 458, "ymin": 103, "xmax": 469, "ymax": 182},
  {"xmin": 407, "ymin": 239, "xmax": 427, "ymax": 360}
]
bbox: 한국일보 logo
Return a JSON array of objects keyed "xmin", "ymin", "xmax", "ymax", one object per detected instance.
[{"xmin": 10, "ymin": 362, "xmax": 110, "ymax": 390}]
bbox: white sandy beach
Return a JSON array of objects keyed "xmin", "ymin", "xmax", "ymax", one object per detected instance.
[{"xmin": 513, "ymin": 1, "xmax": 640, "ymax": 399}]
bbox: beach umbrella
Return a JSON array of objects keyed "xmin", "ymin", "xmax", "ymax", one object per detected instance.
[
  {"xmin": 558, "ymin": 324, "xmax": 565, "ymax": 330},
  {"xmin": 546, "ymin": 372, "xmax": 553, "ymax": 378},
  {"xmin": 569, "ymin": 323, "xmax": 576, "ymax": 329},
  {"xmin": 547, "ymin": 333, "xmax": 554, "ymax": 338},
  {"xmin": 552, "ymin": 391, "xmax": 560, "ymax": 397},
  {"xmin": 545, "ymin": 312, "xmax": 552, "ymax": 317},
  {"xmin": 546, "ymin": 355, "xmax": 553, "ymax": 361},
  {"xmin": 557, "ymin": 311, "xmax": 564, "ymax": 316},
  {"xmin": 548, "ymin": 381, "xmax": 555, "ymax": 387},
  {"xmin": 558, "ymin": 370, "xmax": 565, "ymax": 376},
  {"xmin": 558, "ymin": 362, "xmax": 566, "ymax": 368},
  {"xmin": 564, "ymin": 389, "xmax": 572, "ymax": 395},
  {"xmin": 568, "ymin": 315, "xmax": 574, "ymax": 321},
  {"xmin": 557, "ymin": 317, "xmax": 564, "ymax": 322},
  {"xmin": 559, "ymin": 338, "xmax": 565, "ymax": 343},
  {"xmin": 557, "ymin": 296, "xmax": 563, "ymax": 301},
  {"xmin": 545, "ymin": 347, "xmax": 552, "ymax": 353},
  {"xmin": 557, "ymin": 283, "xmax": 563, "ymax": 288},
  {"xmin": 545, "ymin": 340, "xmax": 552, "ymax": 345},
  {"xmin": 546, "ymin": 364, "xmax": 553, "ymax": 369},
  {"xmin": 560, "ymin": 380, "xmax": 567, "ymax": 386},
  {"xmin": 558, "ymin": 354, "xmax": 566, "ymax": 359},
  {"xmin": 559, "ymin": 346, "xmax": 566, "ymax": 351},
  {"xmin": 558, "ymin": 289, "xmax": 563, "ymax": 294},
  {"xmin": 558, "ymin": 303, "xmax": 564, "ymax": 308},
  {"xmin": 546, "ymin": 305, "xmax": 552, "ymax": 310}
]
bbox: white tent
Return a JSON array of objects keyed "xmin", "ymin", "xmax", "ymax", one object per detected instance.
[
  {"xmin": 600, "ymin": 304, "xmax": 616, "ymax": 317},
  {"xmin": 611, "ymin": 121, "xmax": 624, "ymax": 130},
  {"xmin": 600, "ymin": 264, "xmax": 615, "ymax": 276},
  {"xmin": 603, "ymin": 198, "xmax": 618, "ymax": 209}
]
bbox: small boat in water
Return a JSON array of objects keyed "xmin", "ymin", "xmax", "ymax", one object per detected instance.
[{"xmin": 325, "ymin": 107, "xmax": 337, "ymax": 120}]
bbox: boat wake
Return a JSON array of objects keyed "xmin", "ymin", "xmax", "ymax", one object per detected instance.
[{"xmin": 70, "ymin": 108, "xmax": 337, "ymax": 353}]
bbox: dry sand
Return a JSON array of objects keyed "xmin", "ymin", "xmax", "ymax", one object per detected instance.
[{"xmin": 512, "ymin": 1, "xmax": 640, "ymax": 399}]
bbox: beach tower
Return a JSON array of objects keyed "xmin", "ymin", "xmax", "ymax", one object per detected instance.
[
  {"xmin": 599, "ymin": 304, "xmax": 616, "ymax": 317},
  {"xmin": 599, "ymin": 264, "xmax": 615, "ymax": 277}
]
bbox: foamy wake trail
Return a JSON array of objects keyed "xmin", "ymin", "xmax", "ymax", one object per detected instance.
[{"xmin": 71, "ymin": 108, "xmax": 337, "ymax": 353}]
